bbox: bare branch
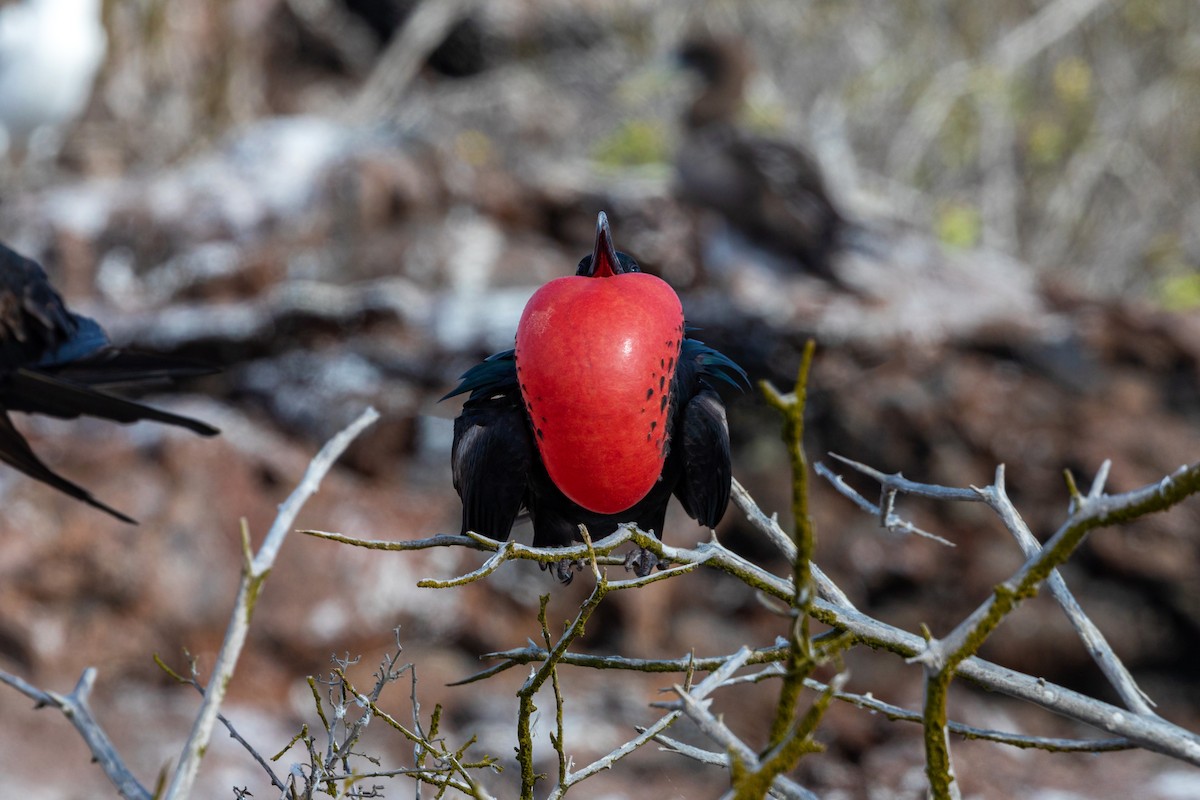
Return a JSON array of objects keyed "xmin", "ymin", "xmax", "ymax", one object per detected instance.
[
  {"xmin": 301, "ymin": 530, "xmax": 491, "ymax": 551},
  {"xmin": 311, "ymin": 458, "xmax": 1200, "ymax": 774},
  {"xmin": 814, "ymin": 460, "xmax": 955, "ymax": 544},
  {"xmin": 730, "ymin": 477, "xmax": 856, "ymax": 607},
  {"xmin": 332, "ymin": 666, "xmax": 498, "ymax": 799},
  {"xmin": 155, "ymin": 654, "xmax": 288, "ymax": 793},
  {"xmin": 165, "ymin": 406, "xmax": 380, "ymax": 800},
  {"xmin": 821, "ymin": 454, "xmax": 1154, "ymax": 714},
  {"xmin": 310, "ymin": 462, "xmax": 1200, "ymax": 766},
  {"xmin": 974, "ymin": 464, "xmax": 1156, "ymax": 715},
  {"xmin": 914, "ymin": 461, "xmax": 1200, "ymax": 673},
  {"xmin": 811, "ymin": 593, "xmax": 1200, "ymax": 765},
  {"xmin": 651, "ymin": 647, "xmax": 819, "ymax": 800},
  {"xmin": 549, "ymin": 711, "xmax": 682, "ymax": 797},
  {"xmin": 834, "ymin": 457, "xmax": 1200, "ymax": 792},
  {"xmin": 807, "ymin": 673, "xmax": 1134, "ymax": 753}
]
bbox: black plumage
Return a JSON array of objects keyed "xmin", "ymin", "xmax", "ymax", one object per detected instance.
[
  {"xmin": 444, "ymin": 317, "xmax": 747, "ymax": 582},
  {"xmin": 1, "ymin": 242, "xmax": 218, "ymax": 523},
  {"xmin": 676, "ymin": 33, "xmax": 846, "ymax": 282}
]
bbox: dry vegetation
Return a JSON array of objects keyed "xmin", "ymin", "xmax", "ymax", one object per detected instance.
[{"xmin": 3, "ymin": 1, "xmax": 1200, "ymax": 798}]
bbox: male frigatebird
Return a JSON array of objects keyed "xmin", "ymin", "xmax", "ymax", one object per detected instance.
[
  {"xmin": 676, "ymin": 32, "xmax": 846, "ymax": 283},
  {"xmin": 1, "ymin": 242, "xmax": 218, "ymax": 522},
  {"xmin": 443, "ymin": 213, "xmax": 747, "ymax": 581}
]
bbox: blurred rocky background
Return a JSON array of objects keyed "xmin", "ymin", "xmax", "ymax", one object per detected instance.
[{"xmin": 2, "ymin": 0, "xmax": 1200, "ymax": 797}]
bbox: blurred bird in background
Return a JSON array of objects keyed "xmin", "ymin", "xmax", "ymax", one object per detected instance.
[
  {"xmin": 444, "ymin": 213, "xmax": 747, "ymax": 581},
  {"xmin": 675, "ymin": 32, "xmax": 847, "ymax": 285},
  {"xmin": 1, "ymin": 242, "xmax": 218, "ymax": 522},
  {"xmin": 0, "ymin": 0, "xmax": 106, "ymax": 170},
  {"xmin": 340, "ymin": 0, "xmax": 488, "ymax": 78}
]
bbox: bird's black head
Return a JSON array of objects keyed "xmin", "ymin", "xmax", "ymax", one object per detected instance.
[
  {"xmin": 677, "ymin": 33, "xmax": 748, "ymax": 85},
  {"xmin": 676, "ymin": 33, "xmax": 750, "ymax": 129},
  {"xmin": 575, "ymin": 211, "xmax": 640, "ymax": 276},
  {"xmin": 677, "ymin": 37, "xmax": 721, "ymax": 83}
]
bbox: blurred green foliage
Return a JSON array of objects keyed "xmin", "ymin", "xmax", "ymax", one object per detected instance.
[
  {"xmin": 937, "ymin": 201, "xmax": 982, "ymax": 249},
  {"xmin": 592, "ymin": 119, "xmax": 669, "ymax": 167},
  {"xmin": 1155, "ymin": 273, "xmax": 1200, "ymax": 311}
]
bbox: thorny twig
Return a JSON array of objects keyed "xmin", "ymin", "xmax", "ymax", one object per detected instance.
[
  {"xmin": 166, "ymin": 407, "xmax": 381, "ymax": 800},
  {"xmin": 154, "ymin": 653, "xmax": 288, "ymax": 794},
  {"xmin": 320, "ymin": 468, "xmax": 1200, "ymax": 768},
  {"xmin": 0, "ymin": 408, "xmax": 380, "ymax": 800},
  {"xmin": 820, "ymin": 454, "xmax": 1153, "ymax": 714},
  {"xmin": 0, "ymin": 669, "xmax": 150, "ymax": 800},
  {"xmin": 649, "ymin": 647, "xmax": 821, "ymax": 800},
  {"xmin": 749, "ymin": 340, "xmax": 843, "ymax": 797},
  {"xmin": 818, "ymin": 452, "xmax": 1200, "ymax": 797},
  {"xmin": 260, "ymin": 626, "xmax": 497, "ymax": 799},
  {"xmin": 8, "ymin": 402, "xmax": 1200, "ymax": 799}
]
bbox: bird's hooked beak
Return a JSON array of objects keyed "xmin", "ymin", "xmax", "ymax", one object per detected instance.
[{"xmin": 584, "ymin": 211, "xmax": 621, "ymax": 278}]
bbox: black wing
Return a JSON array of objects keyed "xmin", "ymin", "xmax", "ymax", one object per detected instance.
[
  {"xmin": 451, "ymin": 395, "xmax": 534, "ymax": 540},
  {"xmin": 2, "ymin": 242, "xmax": 219, "ymax": 522},
  {"xmin": 728, "ymin": 134, "xmax": 844, "ymax": 277},
  {"xmin": 2, "ymin": 246, "xmax": 217, "ymax": 434},
  {"xmin": 0, "ymin": 411, "xmax": 135, "ymax": 523},
  {"xmin": 445, "ymin": 349, "xmax": 535, "ymax": 539},
  {"xmin": 672, "ymin": 386, "xmax": 733, "ymax": 528},
  {"xmin": 0, "ymin": 368, "xmax": 218, "ymax": 434},
  {"xmin": 669, "ymin": 337, "xmax": 745, "ymax": 528}
]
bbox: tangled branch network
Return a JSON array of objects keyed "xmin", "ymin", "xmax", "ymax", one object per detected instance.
[
  {"xmin": 5, "ymin": 366, "xmax": 1200, "ymax": 800},
  {"xmin": 304, "ymin": 356, "xmax": 1200, "ymax": 799}
]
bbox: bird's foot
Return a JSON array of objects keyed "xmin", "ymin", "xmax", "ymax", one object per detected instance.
[
  {"xmin": 625, "ymin": 548, "xmax": 668, "ymax": 578},
  {"xmin": 540, "ymin": 558, "xmax": 583, "ymax": 584}
]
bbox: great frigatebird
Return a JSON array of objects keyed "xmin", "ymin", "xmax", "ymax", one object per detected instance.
[{"xmin": 443, "ymin": 213, "xmax": 747, "ymax": 581}]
